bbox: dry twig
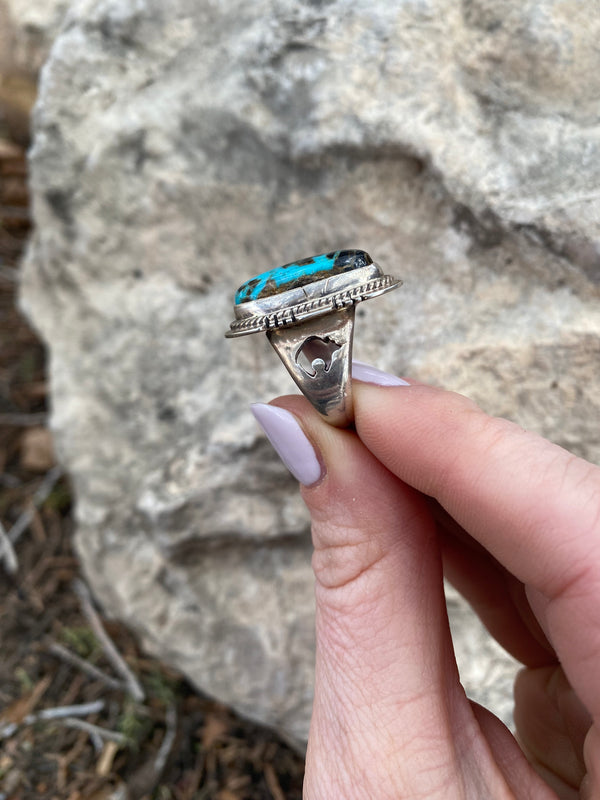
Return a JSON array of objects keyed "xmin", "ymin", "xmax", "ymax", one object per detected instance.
[
  {"xmin": 0, "ymin": 519, "xmax": 18, "ymax": 574},
  {"xmin": 48, "ymin": 641, "xmax": 126, "ymax": 692},
  {"xmin": 264, "ymin": 762, "xmax": 286, "ymax": 800},
  {"xmin": 96, "ymin": 739, "xmax": 121, "ymax": 775},
  {"xmin": 0, "ymin": 699, "xmax": 105, "ymax": 739},
  {"xmin": 154, "ymin": 704, "xmax": 177, "ymax": 777},
  {"xmin": 119, "ymin": 704, "xmax": 177, "ymax": 798},
  {"xmin": 61, "ymin": 717, "xmax": 128, "ymax": 747},
  {"xmin": 73, "ymin": 578, "xmax": 145, "ymax": 702},
  {"xmin": 8, "ymin": 464, "xmax": 63, "ymax": 544}
]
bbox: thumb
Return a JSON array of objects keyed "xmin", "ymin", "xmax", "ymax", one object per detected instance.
[{"xmin": 251, "ymin": 397, "xmax": 508, "ymax": 799}]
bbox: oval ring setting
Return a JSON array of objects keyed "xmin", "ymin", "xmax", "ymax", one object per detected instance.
[{"xmin": 225, "ymin": 249, "xmax": 402, "ymax": 427}]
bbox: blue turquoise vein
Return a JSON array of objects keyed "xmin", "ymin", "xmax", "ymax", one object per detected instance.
[{"xmin": 234, "ymin": 249, "xmax": 373, "ymax": 305}]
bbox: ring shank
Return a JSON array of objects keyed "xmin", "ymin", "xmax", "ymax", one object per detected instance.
[{"xmin": 266, "ymin": 307, "xmax": 356, "ymax": 427}]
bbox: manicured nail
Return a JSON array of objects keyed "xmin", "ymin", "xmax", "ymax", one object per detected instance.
[
  {"xmin": 251, "ymin": 404, "xmax": 323, "ymax": 487},
  {"xmin": 352, "ymin": 360, "xmax": 410, "ymax": 387}
]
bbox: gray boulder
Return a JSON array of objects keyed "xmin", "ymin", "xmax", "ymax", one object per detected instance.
[{"xmin": 21, "ymin": 0, "xmax": 600, "ymax": 746}]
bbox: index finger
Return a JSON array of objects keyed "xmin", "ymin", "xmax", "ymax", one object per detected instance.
[{"xmin": 353, "ymin": 376, "xmax": 600, "ymax": 718}]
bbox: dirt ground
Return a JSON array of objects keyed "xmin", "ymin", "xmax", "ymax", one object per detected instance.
[{"xmin": 0, "ymin": 129, "xmax": 305, "ymax": 800}]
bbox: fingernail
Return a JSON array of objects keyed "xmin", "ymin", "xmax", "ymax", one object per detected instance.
[
  {"xmin": 251, "ymin": 404, "xmax": 323, "ymax": 487},
  {"xmin": 352, "ymin": 360, "xmax": 410, "ymax": 387}
]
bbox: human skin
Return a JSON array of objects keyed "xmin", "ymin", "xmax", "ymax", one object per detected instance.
[{"xmin": 254, "ymin": 369, "xmax": 600, "ymax": 799}]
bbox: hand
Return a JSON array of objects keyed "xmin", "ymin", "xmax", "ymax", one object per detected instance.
[{"xmin": 251, "ymin": 363, "xmax": 600, "ymax": 799}]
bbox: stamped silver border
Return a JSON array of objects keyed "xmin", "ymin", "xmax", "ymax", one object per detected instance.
[{"xmin": 226, "ymin": 268, "xmax": 402, "ymax": 338}]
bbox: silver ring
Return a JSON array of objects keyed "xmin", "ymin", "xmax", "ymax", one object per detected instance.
[{"xmin": 225, "ymin": 249, "xmax": 402, "ymax": 427}]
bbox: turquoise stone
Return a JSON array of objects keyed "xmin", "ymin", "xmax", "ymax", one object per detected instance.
[{"xmin": 234, "ymin": 249, "xmax": 373, "ymax": 304}]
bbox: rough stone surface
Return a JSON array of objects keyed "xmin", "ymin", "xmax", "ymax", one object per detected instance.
[{"xmin": 21, "ymin": 0, "xmax": 600, "ymax": 746}]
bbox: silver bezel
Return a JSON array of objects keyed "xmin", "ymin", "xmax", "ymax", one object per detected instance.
[{"xmin": 226, "ymin": 263, "xmax": 402, "ymax": 338}]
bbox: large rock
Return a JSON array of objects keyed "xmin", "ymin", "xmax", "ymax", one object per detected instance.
[{"xmin": 21, "ymin": 0, "xmax": 600, "ymax": 746}]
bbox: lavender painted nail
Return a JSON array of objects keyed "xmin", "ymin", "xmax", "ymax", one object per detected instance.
[
  {"xmin": 352, "ymin": 360, "xmax": 410, "ymax": 387},
  {"xmin": 251, "ymin": 404, "xmax": 323, "ymax": 487}
]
